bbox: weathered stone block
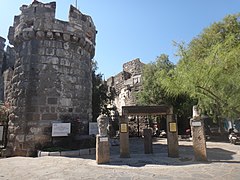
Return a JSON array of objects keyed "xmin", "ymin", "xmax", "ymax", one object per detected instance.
[
  {"xmin": 60, "ymin": 98, "xmax": 72, "ymax": 106},
  {"xmin": 29, "ymin": 127, "xmax": 42, "ymax": 135},
  {"xmin": 16, "ymin": 135, "xmax": 25, "ymax": 143},
  {"xmin": 60, "ymin": 58, "xmax": 71, "ymax": 66},
  {"xmin": 46, "ymin": 32, "xmax": 54, "ymax": 39},
  {"xmin": 63, "ymin": 42, "xmax": 70, "ymax": 50},
  {"xmin": 50, "ymin": 107, "xmax": 56, "ymax": 113},
  {"xmin": 56, "ymin": 49, "xmax": 72, "ymax": 58},
  {"xmin": 47, "ymin": 97, "xmax": 58, "ymax": 104},
  {"xmin": 26, "ymin": 135, "xmax": 34, "ymax": 141},
  {"xmin": 63, "ymin": 34, "xmax": 70, "ymax": 41},
  {"xmin": 42, "ymin": 113, "xmax": 58, "ymax": 120},
  {"xmin": 36, "ymin": 31, "xmax": 45, "ymax": 39},
  {"xmin": 26, "ymin": 106, "xmax": 38, "ymax": 113},
  {"xmin": 33, "ymin": 114, "xmax": 41, "ymax": 121},
  {"xmin": 45, "ymin": 48, "xmax": 55, "ymax": 56}
]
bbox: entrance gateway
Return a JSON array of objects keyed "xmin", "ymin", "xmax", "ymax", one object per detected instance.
[{"xmin": 120, "ymin": 105, "xmax": 179, "ymax": 158}]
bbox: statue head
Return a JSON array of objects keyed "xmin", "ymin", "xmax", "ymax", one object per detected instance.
[
  {"xmin": 97, "ymin": 114, "xmax": 109, "ymax": 136},
  {"xmin": 192, "ymin": 105, "xmax": 200, "ymax": 118}
]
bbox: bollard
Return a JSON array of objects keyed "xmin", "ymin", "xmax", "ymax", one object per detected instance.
[{"xmin": 143, "ymin": 128, "xmax": 153, "ymax": 154}]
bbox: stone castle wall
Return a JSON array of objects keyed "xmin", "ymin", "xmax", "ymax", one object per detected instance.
[
  {"xmin": 0, "ymin": 37, "xmax": 6, "ymax": 101},
  {"xmin": 107, "ymin": 58, "xmax": 144, "ymax": 115},
  {"xmin": 5, "ymin": 1, "xmax": 96, "ymax": 156}
]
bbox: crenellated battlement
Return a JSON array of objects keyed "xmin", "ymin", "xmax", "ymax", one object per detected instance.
[{"xmin": 8, "ymin": 1, "xmax": 96, "ymax": 57}]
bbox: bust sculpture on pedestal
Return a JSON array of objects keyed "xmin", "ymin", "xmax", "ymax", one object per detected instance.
[
  {"xmin": 97, "ymin": 114, "xmax": 109, "ymax": 137},
  {"xmin": 96, "ymin": 114, "xmax": 110, "ymax": 164},
  {"xmin": 192, "ymin": 105, "xmax": 200, "ymax": 119}
]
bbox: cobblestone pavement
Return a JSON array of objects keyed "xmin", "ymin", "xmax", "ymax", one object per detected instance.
[{"xmin": 0, "ymin": 138, "xmax": 240, "ymax": 180}]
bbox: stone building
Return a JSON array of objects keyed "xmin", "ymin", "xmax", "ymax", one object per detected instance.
[
  {"xmin": 107, "ymin": 58, "xmax": 151, "ymax": 136},
  {"xmin": 1, "ymin": 1, "xmax": 96, "ymax": 156},
  {"xmin": 107, "ymin": 58, "xmax": 144, "ymax": 115},
  {"xmin": 0, "ymin": 37, "xmax": 16, "ymax": 102},
  {"xmin": 0, "ymin": 37, "xmax": 6, "ymax": 101}
]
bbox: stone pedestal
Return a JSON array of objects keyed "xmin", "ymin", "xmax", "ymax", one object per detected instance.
[
  {"xmin": 96, "ymin": 135, "xmax": 110, "ymax": 164},
  {"xmin": 143, "ymin": 128, "xmax": 153, "ymax": 154},
  {"xmin": 166, "ymin": 107, "xmax": 179, "ymax": 158},
  {"xmin": 120, "ymin": 116, "xmax": 130, "ymax": 158},
  {"xmin": 191, "ymin": 118, "xmax": 207, "ymax": 161}
]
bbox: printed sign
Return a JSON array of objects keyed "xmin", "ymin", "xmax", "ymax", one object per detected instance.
[
  {"xmin": 192, "ymin": 121, "xmax": 202, "ymax": 127},
  {"xmin": 120, "ymin": 123, "xmax": 128, "ymax": 133},
  {"xmin": 100, "ymin": 137, "xmax": 108, "ymax": 142},
  {"xmin": 0, "ymin": 126, "xmax": 3, "ymax": 141},
  {"xmin": 89, "ymin": 122, "xmax": 98, "ymax": 135},
  {"xmin": 169, "ymin": 122, "xmax": 177, "ymax": 133},
  {"xmin": 52, "ymin": 123, "xmax": 71, "ymax": 137}
]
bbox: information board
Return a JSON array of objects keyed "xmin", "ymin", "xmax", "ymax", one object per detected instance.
[
  {"xmin": 169, "ymin": 122, "xmax": 177, "ymax": 133},
  {"xmin": 0, "ymin": 126, "xmax": 3, "ymax": 141},
  {"xmin": 89, "ymin": 122, "xmax": 98, "ymax": 135},
  {"xmin": 100, "ymin": 137, "xmax": 108, "ymax": 142},
  {"xmin": 52, "ymin": 123, "xmax": 71, "ymax": 137},
  {"xmin": 120, "ymin": 123, "xmax": 128, "ymax": 133}
]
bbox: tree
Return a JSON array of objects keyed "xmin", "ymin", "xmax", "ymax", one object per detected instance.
[
  {"xmin": 92, "ymin": 61, "xmax": 115, "ymax": 121},
  {"xmin": 137, "ymin": 54, "xmax": 175, "ymax": 105},
  {"xmin": 162, "ymin": 14, "xmax": 240, "ymax": 120},
  {"xmin": 137, "ymin": 54, "xmax": 196, "ymax": 133}
]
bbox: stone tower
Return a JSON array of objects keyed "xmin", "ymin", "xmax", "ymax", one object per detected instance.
[{"xmin": 6, "ymin": 1, "xmax": 96, "ymax": 156}]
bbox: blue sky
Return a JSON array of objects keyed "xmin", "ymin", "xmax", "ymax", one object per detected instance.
[{"xmin": 0, "ymin": 0, "xmax": 240, "ymax": 78}]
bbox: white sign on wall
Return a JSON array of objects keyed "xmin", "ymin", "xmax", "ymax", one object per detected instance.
[
  {"xmin": 0, "ymin": 126, "xmax": 4, "ymax": 141},
  {"xmin": 89, "ymin": 122, "xmax": 98, "ymax": 135},
  {"xmin": 52, "ymin": 123, "xmax": 71, "ymax": 137}
]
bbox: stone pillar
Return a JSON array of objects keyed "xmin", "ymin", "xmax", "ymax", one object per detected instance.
[
  {"xmin": 96, "ymin": 134, "xmax": 110, "ymax": 164},
  {"xmin": 166, "ymin": 106, "xmax": 179, "ymax": 158},
  {"xmin": 120, "ymin": 115, "xmax": 130, "ymax": 158},
  {"xmin": 143, "ymin": 128, "xmax": 153, "ymax": 154},
  {"xmin": 191, "ymin": 106, "xmax": 207, "ymax": 161},
  {"xmin": 96, "ymin": 115, "xmax": 110, "ymax": 164}
]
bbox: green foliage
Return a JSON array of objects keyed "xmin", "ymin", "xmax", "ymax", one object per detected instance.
[
  {"xmin": 163, "ymin": 14, "xmax": 240, "ymax": 118},
  {"xmin": 137, "ymin": 54, "xmax": 196, "ymax": 120},
  {"xmin": 92, "ymin": 61, "xmax": 115, "ymax": 121},
  {"xmin": 137, "ymin": 54, "xmax": 175, "ymax": 105}
]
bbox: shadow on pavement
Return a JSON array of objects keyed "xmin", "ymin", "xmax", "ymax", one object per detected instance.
[{"xmin": 99, "ymin": 137, "xmax": 240, "ymax": 167}]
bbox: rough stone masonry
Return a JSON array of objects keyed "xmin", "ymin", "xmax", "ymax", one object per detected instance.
[{"xmin": 4, "ymin": 1, "xmax": 96, "ymax": 156}]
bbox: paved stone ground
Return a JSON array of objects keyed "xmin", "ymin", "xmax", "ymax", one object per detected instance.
[{"xmin": 0, "ymin": 138, "xmax": 240, "ymax": 180}]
